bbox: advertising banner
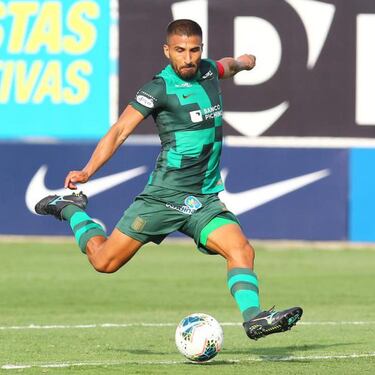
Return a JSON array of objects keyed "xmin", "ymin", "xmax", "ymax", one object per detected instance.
[
  {"xmin": 0, "ymin": 143, "xmax": 157, "ymax": 235},
  {"xmin": 119, "ymin": 0, "xmax": 375, "ymax": 138},
  {"xmin": 0, "ymin": 0, "xmax": 111, "ymax": 139},
  {"xmin": 0, "ymin": 143, "xmax": 348, "ymax": 241},
  {"xmin": 220, "ymin": 146, "xmax": 348, "ymax": 240}
]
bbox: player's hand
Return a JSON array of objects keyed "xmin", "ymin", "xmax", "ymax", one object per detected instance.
[
  {"xmin": 237, "ymin": 54, "xmax": 256, "ymax": 71},
  {"xmin": 64, "ymin": 170, "xmax": 89, "ymax": 190}
]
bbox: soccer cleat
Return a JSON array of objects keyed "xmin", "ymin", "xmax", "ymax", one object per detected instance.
[
  {"xmin": 243, "ymin": 306, "xmax": 303, "ymax": 340},
  {"xmin": 35, "ymin": 192, "xmax": 88, "ymax": 221}
]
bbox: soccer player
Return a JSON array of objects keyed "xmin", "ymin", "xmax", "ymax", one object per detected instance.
[{"xmin": 35, "ymin": 19, "xmax": 302, "ymax": 340}]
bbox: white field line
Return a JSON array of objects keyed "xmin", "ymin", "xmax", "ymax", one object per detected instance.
[
  {"xmin": 2, "ymin": 352, "xmax": 375, "ymax": 369},
  {"xmin": 0, "ymin": 321, "xmax": 375, "ymax": 331}
]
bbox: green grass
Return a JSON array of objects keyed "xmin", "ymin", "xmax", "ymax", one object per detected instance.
[{"xmin": 0, "ymin": 240, "xmax": 374, "ymax": 374}]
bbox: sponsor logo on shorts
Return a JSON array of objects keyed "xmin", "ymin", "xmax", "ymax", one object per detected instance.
[
  {"xmin": 166, "ymin": 203, "xmax": 195, "ymax": 215},
  {"xmin": 165, "ymin": 196, "xmax": 202, "ymax": 215},
  {"xmin": 131, "ymin": 216, "xmax": 146, "ymax": 232},
  {"xmin": 184, "ymin": 196, "xmax": 202, "ymax": 210}
]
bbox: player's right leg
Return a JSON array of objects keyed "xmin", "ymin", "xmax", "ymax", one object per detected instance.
[{"xmin": 35, "ymin": 192, "xmax": 143, "ymax": 273}]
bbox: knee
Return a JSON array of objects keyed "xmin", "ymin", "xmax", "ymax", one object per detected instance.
[
  {"xmin": 229, "ymin": 241, "xmax": 255, "ymax": 266},
  {"xmin": 90, "ymin": 258, "xmax": 121, "ymax": 274},
  {"xmin": 241, "ymin": 241, "xmax": 255, "ymax": 262},
  {"xmin": 86, "ymin": 243, "xmax": 122, "ymax": 274},
  {"xmin": 93, "ymin": 262, "xmax": 118, "ymax": 274},
  {"xmin": 245, "ymin": 242, "xmax": 255, "ymax": 261}
]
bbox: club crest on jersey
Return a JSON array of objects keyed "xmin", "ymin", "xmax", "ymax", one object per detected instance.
[
  {"xmin": 184, "ymin": 196, "xmax": 202, "ymax": 210},
  {"xmin": 189, "ymin": 110, "xmax": 203, "ymax": 123}
]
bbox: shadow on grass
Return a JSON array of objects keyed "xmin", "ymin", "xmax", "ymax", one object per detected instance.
[
  {"xmin": 182, "ymin": 360, "xmax": 238, "ymax": 366},
  {"xmin": 178, "ymin": 342, "xmax": 358, "ymax": 366},
  {"xmin": 114, "ymin": 349, "xmax": 171, "ymax": 355},
  {"xmin": 223, "ymin": 342, "xmax": 356, "ymax": 357},
  {"xmin": 108, "ymin": 342, "xmax": 357, "ymax": 366}
]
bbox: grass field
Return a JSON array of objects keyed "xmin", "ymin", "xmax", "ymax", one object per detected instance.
[{"xmin": 0, "ymin": 239, "xmax": 374, "ymax": 374}]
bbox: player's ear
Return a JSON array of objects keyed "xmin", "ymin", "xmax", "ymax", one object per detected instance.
[{"xmin": 163, "ymin": 44, "xmax": 170, "ymax": 59}]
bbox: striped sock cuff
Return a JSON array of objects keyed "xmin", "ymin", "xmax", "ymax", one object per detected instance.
[
  {"xmin": 227, "ymin": 268, "xmax": 258, "ymax": 294},
  {"xmin": 227, "ymin": 267, "xmax": 261, "ymax": 321},
  {"xmin": 70, "ymin": 212, "xmax": 106, "ymax": 253}
]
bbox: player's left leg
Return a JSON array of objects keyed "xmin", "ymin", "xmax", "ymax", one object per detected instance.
[
  {"xmin": 35, "ymin": 192, "xmax": 144, "ymax": 272},
  {"xmin": 35, "ymin": 192, "xmax": 107, "ymax": 253},
  {"xmin": 202, "ymin": 219, "xmax": 302, "ymax": 340}
]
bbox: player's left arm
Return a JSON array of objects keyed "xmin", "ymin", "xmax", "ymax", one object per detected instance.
[{"xmin": 217, "ymin": 54, "xmax": 256, "ymax": 79}]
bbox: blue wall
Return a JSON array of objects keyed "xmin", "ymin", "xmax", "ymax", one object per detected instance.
[
  {"xmin": 0, "ymin": 143, "xmax": 349, "ymax": 240},
  {"xmin": 349, "ymin": 149, "xmax": 375, "ymax": 241},
  {"xmin": 3, "ymin": 142, "xmax": 375, "ymax": 241}
]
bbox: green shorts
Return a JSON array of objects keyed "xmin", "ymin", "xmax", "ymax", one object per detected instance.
[{"xmin": 116, "ymin": 185, "xmax": 240, "ymax": 254}]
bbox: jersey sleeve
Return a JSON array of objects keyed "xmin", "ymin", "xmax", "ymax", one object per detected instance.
[
  {"xmin": 129, "ymin": 77, "xmax": 166, "ymax": 118},
  {"xmin": 201, "ymin": 59, "xmax": 219, "ymax": 78}
]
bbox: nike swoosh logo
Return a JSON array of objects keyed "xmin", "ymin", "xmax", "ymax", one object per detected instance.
[
  {"xmin": 219, "ymin": 169, "xmax": 330, "ymax": 215},
  {"xmin": 25, "ymin": 165, "xmax": 147, "ymax": 214},
  {"xmin": 49, "ymin": 196, "xmax": 78, "ymax": 206},
  {"xmin": 251, "ymin": 312, "xmax": 276, "ymax": 324},
  {"xmin": 182, "ymin": 93, "xmax": 194, "ymax": 99}
]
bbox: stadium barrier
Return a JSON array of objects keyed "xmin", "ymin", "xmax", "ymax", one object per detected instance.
[{"xmin": 0, "ymin": 143, "xmax": 351, "ymax": 241}]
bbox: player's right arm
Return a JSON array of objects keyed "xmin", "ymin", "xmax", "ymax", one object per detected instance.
[
  {"xmin": 65, "ymin": 77, "xmax": 165, "ymax": 190},
  {"xmin": 64, "ymin": 105, "xmax": 144, "ymax": 190}
]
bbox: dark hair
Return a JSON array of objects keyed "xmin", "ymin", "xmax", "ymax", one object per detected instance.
[{"xmin": 166, "ymin": 19, "xmax": 202, "ymax": 42}]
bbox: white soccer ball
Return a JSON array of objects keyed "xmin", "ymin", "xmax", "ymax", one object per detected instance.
[{"xmin": 175, "ymin": 313, "xmax": 224, "ymax": 362}]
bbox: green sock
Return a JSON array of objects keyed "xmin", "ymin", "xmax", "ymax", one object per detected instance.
[
  {"xmin": 62, "ymin": 205, "xmax": 106, "ymax": 254},
  {"xmin": 227, "ymin": 267, "xmax": 261, "ymax": 321}
]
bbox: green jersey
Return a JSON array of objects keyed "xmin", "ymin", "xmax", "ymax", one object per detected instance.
[{"xmin": 130, "ymin": 59, "xmax": 224, "ymax": 194}]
